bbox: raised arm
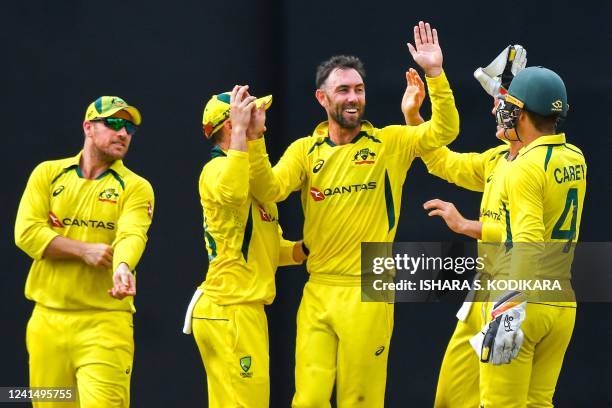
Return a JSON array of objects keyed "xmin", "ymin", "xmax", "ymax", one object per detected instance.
[
  {"xmin": 205, "ymin": 85, "xmax": 258, "ymax": 207},
  {"xmin": 405, "ymin": 21, "xmax": 460, "ymax": 155},
  {"xmin": 248, "ymin": 136, "xmax": 307, "ymax": 203},
  {"xmin": 421, "ymin": 147, "xmax": 495, "ymax": 192}
]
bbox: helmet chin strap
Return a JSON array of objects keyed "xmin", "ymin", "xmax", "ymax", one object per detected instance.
[{"xmin": 503, "ymin": 127, "xmax": 522, "ymax": 142}]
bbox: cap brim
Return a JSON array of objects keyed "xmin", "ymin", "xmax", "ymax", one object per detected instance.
[
  {"xmin": 256, "ymin": 95, "xmax": 272, "ymax": 110},
  {"xmin": 202, "ymin": 94, "xmax": 272, "ymax": 139},
  {"xmin": 97, "ymin": 106, "xmax": 142, "ymax": 125}
]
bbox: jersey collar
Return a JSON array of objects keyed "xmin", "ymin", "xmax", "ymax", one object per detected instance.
[
  {"xmin": 62, "ymin": 151, "xmax": 127, "ymax": 187},
  {"xmin": 519, "ymin": 133, "xmax": 566, "ymax": 156},
  {"xmin": 211, "ymin": 145, "xmax": 227, "ymax": 158},
  {"xmin": 312, "ymin": 120, "xmax": 375, "ymax": 145}
]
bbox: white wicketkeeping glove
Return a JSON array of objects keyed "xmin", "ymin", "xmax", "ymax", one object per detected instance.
[
  {"xmin": 470, "ymin": 291, "xmax": 526, "ymax": 365},
  {"xmin": 474, "ymin": 45, "xmax": 527, "ymax": 97}
]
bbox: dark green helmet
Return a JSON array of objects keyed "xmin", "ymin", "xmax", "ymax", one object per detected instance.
[{"xmin": 506, "ymin": 66, "xmax": 568, "ymax": 117}]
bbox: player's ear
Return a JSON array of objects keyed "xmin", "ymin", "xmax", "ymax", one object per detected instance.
[
  {"xmin": 83, "ymin": 120, "xmax": 94, "ymax": 138},
  {"xmin": 315, "ymin": 89, "xmax": 328, "ymax": 108},
  {"xmin": 518, "ymin": 110, "xmax": 530, "ymax": 127}
]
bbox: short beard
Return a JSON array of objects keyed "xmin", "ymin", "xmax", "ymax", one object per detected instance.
[
  {"xmin": 93, "ymin": 143, "xmax": 126, "ymax": 162},
  {"xmin": 327, "ymin": 95, "xmax": 364, "ymax": 129}
]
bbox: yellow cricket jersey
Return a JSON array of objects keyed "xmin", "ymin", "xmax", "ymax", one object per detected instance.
[
  {"xmin": 248, "ymin": 71, "xmax": 459, "ymax": 277},
  {"xmin": 198, "ymin": 146, "xmax": 299, "ymax": 306},
  {"xmin": 500, "ymin": 133, "xmax": 587, "ymax": 282},
  {"xmin": 15, "ymin": 152, "xmax": 154, "ymax": 312},
  {"xmin": 421, "ymin": 144, "xmax": 513, "ymax": 246}
]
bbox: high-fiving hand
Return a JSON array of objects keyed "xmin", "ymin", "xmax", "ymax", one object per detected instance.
[
  {"xmin": 402, "ymin": 68, "xmax": 426, "ymax": 125},
  {"xmin": 407, "ymin": 21, "xmax": 443, "ymax": 78}
]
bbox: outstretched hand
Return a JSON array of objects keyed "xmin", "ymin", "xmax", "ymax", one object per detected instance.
[
  {"xmin": 402, "ymin": 68, "xmax": 426, "ymax": 125},
  {"xmin": 407, "ymin": 21, "xmax": 443, "ymax": 78}
]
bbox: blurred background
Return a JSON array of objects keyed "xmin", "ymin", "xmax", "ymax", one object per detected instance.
[{"xmin": 2, "ymin": 1, "xmax": 611, "ymax": 406}]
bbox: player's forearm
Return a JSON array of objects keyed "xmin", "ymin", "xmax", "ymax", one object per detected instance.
[
  {"xmin": 420, "ymin": 71, "xmax": 460, "ymax": 152},
  {"xmin": 43, "ymin": 235, "xmax": 92, "ymax": 261},
  {"xmin": 422, "ymin": 148, "xmax": 485, "ymax": 192},
  {"xmin": 404, "ymin": 113, "xmax": 424, "ymax": 126},
  {"xmin": 458, "ymin": 219, "xmax": 483, "ymax": 240},
  {"xmin": 229, "ymin": 125, "xmax": 248, "ymax": 152},
  {"xmin": 248, "ymin": 138, "xmax": 285, "ymax": 202},
  {"xmin": 113, "ymin": 235, "xmax": 147, "ymax": 271}
]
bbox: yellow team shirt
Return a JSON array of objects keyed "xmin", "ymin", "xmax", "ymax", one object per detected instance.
[
  {"xmin": 500, "ymin": 133, "xmax": 587, "ymax": 284},
  {"xmin": 198, "ymin": 146, "xmax": 299, "ymax": 305},
  {"xmin": 421, "ymin": 144, "xmax": 513, "ymax": 242},
  {"xmin": 15, "ymin": 152, "xmax": 154, "ymax": 312},
  {"xmin": 248, "ymin": 71, "xmax": 459, "ymax": 277},
  {"xmin": 421, "ymin": 144, "xmax": 514, "ymax": 275}
]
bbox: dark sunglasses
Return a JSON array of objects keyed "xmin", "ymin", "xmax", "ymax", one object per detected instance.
[{"xmin": 92, "ymin": 117, "xmax": 138, "ymax": 135}]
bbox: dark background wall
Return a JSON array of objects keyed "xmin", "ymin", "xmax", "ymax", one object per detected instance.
[{"xmin": 2, "ymin": 1, "xmax": 611, "ymax": 406}]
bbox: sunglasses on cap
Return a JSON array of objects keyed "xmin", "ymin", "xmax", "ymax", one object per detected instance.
[{"xmin": 91, "ymin": 117, "xmax": 138, "ymax": 135}]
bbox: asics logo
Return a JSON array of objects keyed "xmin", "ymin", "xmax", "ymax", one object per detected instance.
[
  {"xmin": 52, "ymin": 185, "xmax": 65, "ymax": 196},
  {"xmin": 313, "ymin": 160, "xmax": 325, "ymax": 173}
]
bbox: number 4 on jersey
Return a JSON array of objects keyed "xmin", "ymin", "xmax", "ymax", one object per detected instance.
[{"xmin": 551, "ymin": 188, "xmax": 578, "ymax": 248}]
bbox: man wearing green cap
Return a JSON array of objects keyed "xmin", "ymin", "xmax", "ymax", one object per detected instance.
[
  {"xmin": 15, "ymin": 96, "xmax": 154, "ymax": 407},
  {"xmin": 183, "ymin": 85, "xmax": 306, "ymax": 407},
  {"xmin": 474, "ymin": 66, "xmax": 586, "ymax": 407},
  {"xmin": 403, "ymin": 45, "xmax": 528, "ymax": 407}
]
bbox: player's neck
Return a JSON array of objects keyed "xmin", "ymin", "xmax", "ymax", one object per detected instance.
[
  {"xmin": 327, "ymin": 120, "xmax": 361, "ymax": 145},
  {"xmin": 518, "ymin": 129, "xmax": 551, "ymax": 149},
  {"xmin": 80, "ymin": 148, "xmax": 113, "ymax": 179},
  {"xmin": 508, "ymin": 142, "xmax": 521, "ymax": 160}
]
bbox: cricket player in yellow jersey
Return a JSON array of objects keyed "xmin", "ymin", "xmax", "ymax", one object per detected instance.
[
  {"xmin": 183, "ymin": 86, "xmax": 306, "ymax": 408},
  {"xmin": 14, "ymin": 96, "xmax": 154, "ymax": 407},
  {"xmin": 406, "ymin": 46, "xmax": 528, "ymax": 407},
  {"xmin": 247, "ymin": 21, "xmax": 460, "ymax": 406},
  {"xmin": 473, "ymin": 66, "xmax": 586, "ymax": 407}
]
